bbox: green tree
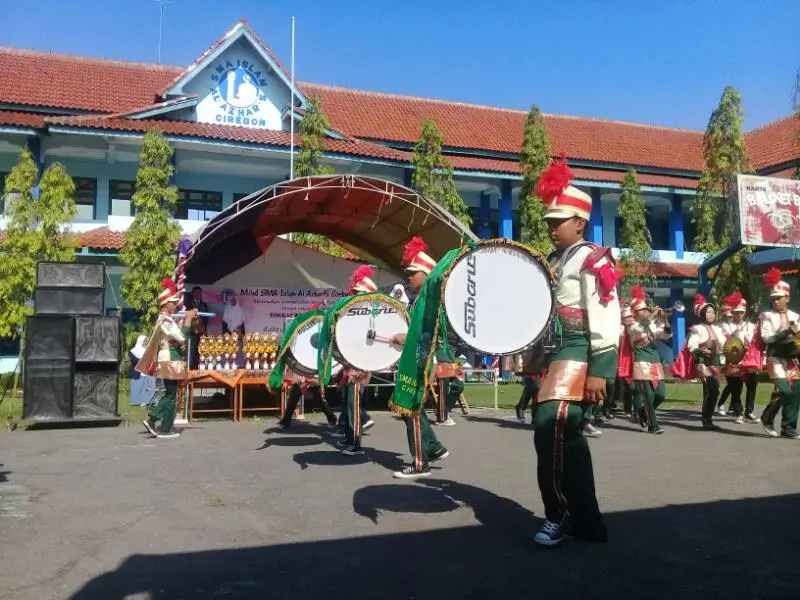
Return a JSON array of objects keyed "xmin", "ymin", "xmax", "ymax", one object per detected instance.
[
  {"xmin": 690, "ymin": 86, "xmax": 752, "ymax": 302},
  {"xmin": 411, "ymin": 119, "xmax": 471, "ymax": 226},
  {"xmin": 518, "ymin": 105, "xmax": 553, "ymax": 255},
  {"xmin": 0, "ymin": 152, "xmax": 78, "ymax": 338},
  {"xmin": 0, "ymin": 148, "xmax": 40, "ymax": 338},
  {"xmin": 36, "ymin": 162, "xmax": 77, "ymax": 262},
  {"xmin": 294, "ymin": 97, "xmax": 334, "ymax": 178},
  {"xmin": 120, "ymin": 130, "xmax": 181, "ymax": 326},
  {"xmin": 291, "ymin": 97, "xmax": 347, "ymax": 257},
  {"xmin": 616, "ymin": 169, "xmax": 654, "ymax": 290}
]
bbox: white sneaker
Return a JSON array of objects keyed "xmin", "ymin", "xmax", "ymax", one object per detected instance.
[
  {"xmin": 441, "ymin": 417, "xmax": 456, "ymax": 426},
  {"xmin": 534, "ymin": 520, "xmax": 564, "ymax": 547},
  {"xmin": 156, "ymin": 431, "xmax": 180, "ymax": 439},
  {"xmin": 393, "ymin": 466, "xmax": 431, "ymax": 479},
  {"xmin": 584, "ymin": 423, "xmax": 602, "ymax": 437},
  {"xmin": 734, "ymin": 415, "xmax": 744, "ymax": 424},
  {"xmin": 362, "ymin": 420, "xmax": 375, "ymax": 431},
  {"xmin": 762, "ymin": 421, "xmax": 778, "ymax": 437},
  {"xmin": 142, "ymin": 420, "xmax": 157, "ymax": 436},
  {"xmin": 716, "ymin": 407, "xmax": 727, "ymax": 416}
]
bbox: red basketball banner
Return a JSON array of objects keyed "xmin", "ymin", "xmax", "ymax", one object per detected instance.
[{"xmin": 737, "ymin": 174, "xmax": 800, "ymax": 247}]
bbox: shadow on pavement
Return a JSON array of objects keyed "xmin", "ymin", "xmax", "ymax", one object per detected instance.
[{"xmin": 66, "ymin": 489, "xmax": 800, "ymax": 600}]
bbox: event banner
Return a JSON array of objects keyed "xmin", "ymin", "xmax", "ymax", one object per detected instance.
[
  {"xmin": 187, "ymin": 285, "xmax": 395, "ymax": 334},
  {"xmin": 737, "ymin": 174, "xmax": 800, "ymax": 247}
]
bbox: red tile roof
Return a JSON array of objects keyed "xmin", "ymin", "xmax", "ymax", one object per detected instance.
[
  {"xmin": 78, "ymin": 226, "xmax": 126, "ymax": 250},
  {"xmin": 0, "ymin": 47, "xmax": 179, "ymax": 112},
  {"xmin": 0, "ymin": 110, "xmax": 45, "ymax": 128},
  {"xmin": 746, "ymin": 114, "xmax": 800, "ymax": 171},
  {"xmin": 300, "ymin": 83, "xmax": 706, "ymax": 171}
]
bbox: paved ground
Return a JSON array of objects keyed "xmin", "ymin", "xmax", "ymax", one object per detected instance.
[{"xmin": 0, "ymin": 407, "xmax": 798, "ymax": 600}]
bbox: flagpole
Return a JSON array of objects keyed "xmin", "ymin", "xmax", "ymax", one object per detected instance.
[{"xmin": 289, "ymin": 16, "xmax": 296, "ymax": 180}]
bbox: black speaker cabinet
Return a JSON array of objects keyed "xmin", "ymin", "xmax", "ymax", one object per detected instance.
[
  {"xmin": 73, "ymin": 370, "xmax": 119, "ymax": 418},
  {"xmin": 25, "ymin": 315, "xmax": 75, "ymax": 361},
  {"xmin": 75, "ymin": 316, "xmax": 121, "ymax": 363},
  {"xmin": 37, "ymin": 262, "xmax": 105, "ymax": 288},
  {"xmin": 35, "ymin": 287, "xmax": 104, "ymax": 315},
  {"xmin": 23, "ymin": 358, "xmax": 74, "ymax": 420}
]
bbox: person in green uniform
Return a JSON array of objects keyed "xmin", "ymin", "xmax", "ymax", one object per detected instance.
[
  {"xmin": 621, "ymin": 286, "xmax": 671, "ymax": 434},
  {"xmin": 138, "ymin": 278, "xmax": 196, "ymax": 439},
  {"xmin": 433, "ymin": 345, "xmax": 464, "ymax": 426},
  {"xmin": 389, "ymin": 236, "xmax": 450, "ymax": 479},
  {"xmin": 532, "ymin": 158, "xmax": 621, "ymax": 547}
]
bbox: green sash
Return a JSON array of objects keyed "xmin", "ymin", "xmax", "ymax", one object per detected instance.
[
  {"xmin": 392, "ymin": 247, "xmax": 463, "ymax": 416},
  {"xmin": 317, "ymin": 291, "xmax": 409, "ymax": 386},
  {"xmin": 267, "ymin": 308, "xmax": 325, "ymax": 390}
]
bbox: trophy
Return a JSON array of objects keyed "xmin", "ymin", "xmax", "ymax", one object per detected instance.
[
  {"xmin": 222, "ymin": 333, "xmax": 232, "ymax": 370},
  {"xmin": 268, "ymin": 333, "xmax": 278, "ymax": 370},
  {"xmin": 244, "ymin": 334, "xmax": 253, "ymax": 370},
  {"xmin": 252, "ymin": 333, "xmax": 262, "ymax": 370},
  {"xmin": 198, "ymin": 336, "xmax": 208, "ymax": 370},
  {"xmin": 231, "ymin": 331, "xmax": 241, "ymax": 370}
]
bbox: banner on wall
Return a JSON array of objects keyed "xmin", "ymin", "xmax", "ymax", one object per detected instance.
[
  {"xmin": 188, "ymin": 284, "xmax": 397, "ymax": 334},
  {"xmin": 737, "ymin": 174, "xmax": 800, "ymax": 247}
]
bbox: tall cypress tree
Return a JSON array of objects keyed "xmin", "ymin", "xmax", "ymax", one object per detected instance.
[
  {"xmin": 120, "ymin": 130, "xmax": 181, "ymax": 326},
  {"xmin": 690, "ymin": 86, "xmax": 752, "ymax": 302},
  {"xmin": 518, "ymin": 105, "xmax": 553, "ymax": 255},
  {"xmin": 0, "ymin": 151, "xmax": 78, "ymax": 338},
  {"xmin": 411, "ymin": 120, "xmax": 471, "ymax": 226},
  {"xmin": 617, "ymin": 169, "xmax": 654, "ymax": 290},
  {"xmin": 291, "ymin": 97, "xmax": 347, "ymax": 257}
]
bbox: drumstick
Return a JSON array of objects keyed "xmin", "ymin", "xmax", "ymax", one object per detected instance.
[{"xmin": 366, "ymin": 330, "xmax": 400, "ymax": 346}]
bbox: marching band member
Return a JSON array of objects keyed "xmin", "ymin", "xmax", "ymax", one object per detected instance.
[
  {"xmin": 673, "ymin": 294, "xmax": 725, "ymax": 430},
  {"xmin": 138, "ymin": 278, "xmax": 196, "ymax": 439},
  {"xmin": 721, "ymin": 292, "xmax": 759, "ymax": 424},
  {"xmin": 620, "ymin": 286, "xmax": 671, "ymax": 434},
  {"xmin": 617, "ymin": 302, "xmax": 635, "ymax": 417},
  {"xmin": 532, "ymin": 157, "xmax": 621, "ymax": 547},
  {"xmin": 715, "ymin": 303, "xmax": 734, "ymax": 415},
  {"xmin": 515, "ymin": 372, "xmax": 542, "ymax": 424},
  {"xmin": 757, "ymin": 269, "xmax": 800, "ymax": 439},
  {"xmin": 269, "ymin": 303, "xmax": 338, "ymax": 432},
  {"xmin": 389, "ymin": 236, "xmax": 451, "ymax": 479}
]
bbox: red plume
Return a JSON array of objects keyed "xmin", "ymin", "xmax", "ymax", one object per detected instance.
[
  {"xmin": 161, "ymin": 277, "xmax": 176, "ymax": 292},
  {"xmin": 350, "ymin": 265, "xmax": 373, "ymax": 287},
  {"xmin": 535, "ymin": 154, "xmax": 574, "ymax": 204},
  {"xmin": 694, "ymin": 294, "xmax": 707, "ymax": 308},
  {"xmin": 764, "ymin": 268, "xmax": 782, "ymax": 287},
  {"xmin": 630, "ymin": 285, "xmax": 646, "ymax": 301},
  {"xmin": 402, "ymin": 236, "xmax": 428, "ymax": 266},
  {"xmin": 725, "ymin": 291, "xmax": 742, "ymax": 308}
]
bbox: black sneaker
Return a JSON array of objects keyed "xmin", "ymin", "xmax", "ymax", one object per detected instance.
[
  {"xmin": 515, "ymin": 406, "xmax": 525, "ymax": 424},
  {"xmin": 142, "ymin": 419, "xmax": 157, "ymax": 436},
  {"xmin": 340, "ymin": 445, "xmax": 365, "ymax": 456},
  {"xmin": 648, "ymin": 426, "xmax": 664, "ymax": 435},
  {"xmin": 393, "ymin": 465, "xmax": 431, "ymax": 479},
  {"xmin": 431, "ymin": 447, "xmax": 450, "ymax": 462}
]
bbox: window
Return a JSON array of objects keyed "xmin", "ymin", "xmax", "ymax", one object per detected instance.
[
  {"xmin": 73, "ymin": 178, "xmax": 97, "ymax": 220},
  {"xmin": 0, "ymin": 172, "xmax": 6, "ymax": 213},
  {"xmin": 0, "ymin": 337, "xmax": 20, "ymax": 357},
  {"xmin": 176, "ymin": 189, "xmax": 222, "ymax": 221},
  {"xmin": 109, "ymin": 180, "xmax": 135, "ymax": 217}
]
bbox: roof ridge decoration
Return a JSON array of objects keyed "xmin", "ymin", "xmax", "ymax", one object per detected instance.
[{"xmin": 158, "ymin": 20, "xmax": 306, "ymax": 110}]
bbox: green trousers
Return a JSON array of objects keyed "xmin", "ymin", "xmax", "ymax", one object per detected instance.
[
  {"xmin": 436, "ymin": 377, "xmax": 463, "ymax": 422},
  {"xmin": 534, "ymin": 400, "xmax": 603, "ymax": 531},
  {"xmin": 403, "ymin": 410, "xmax": 444, "ymax": 471},
  {"xmin": 633, "ymin": 380, "xmax": 666, "ymax": 429},
  {"xmin": 149, "ymin": 379, "xmax": 178, "ymax": 433},
  {"xmin": 345, "ymin": 383, "xmax": 363, "ymax": 448},
  {"xmin": 765, "ymin": 379, "xmax": 800, "ymax": 436}
]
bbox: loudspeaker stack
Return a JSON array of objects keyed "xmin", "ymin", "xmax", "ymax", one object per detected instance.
[{"xmin": 23, "ymin": 262, "xmax": 122, "ymax": 424}]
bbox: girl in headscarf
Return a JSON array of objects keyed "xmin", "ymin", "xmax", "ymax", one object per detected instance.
[{"xmin": 391, "ymin": 283, "xmax": 410, "ymax": 306}]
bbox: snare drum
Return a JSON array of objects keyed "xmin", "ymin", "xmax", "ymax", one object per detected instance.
[
  {"xmin": 284, "ymin": 314, "xmax": 342, "ymax": 377},
  {"xmin": 332, "ymin": 293, "xmax": 410, "ymax": 372},
  {"xmin": 442, "ymin": 240, "xmax": 555, "ymax": 356}
]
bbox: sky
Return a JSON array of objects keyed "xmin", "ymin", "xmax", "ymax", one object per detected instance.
[{"xmin": 0, "ymin": 0, "xmax": 798, "ymax": 131}]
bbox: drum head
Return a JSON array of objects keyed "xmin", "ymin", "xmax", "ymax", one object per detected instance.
[
  {"xmin": 334, "ymin": 296, "xmax": 409, "ymax": 372},
  {"xmin": 287, "ymin": 315, "xmax": 341, "ymax": 377},
  {"xmin": 443, "ymin": 242, "xmax": 554, "ymax": 355}
]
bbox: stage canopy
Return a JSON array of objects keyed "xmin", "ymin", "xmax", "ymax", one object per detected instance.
[{"xmin": 185, "ymin": 175, "xmax": 478, "ymax": 284}]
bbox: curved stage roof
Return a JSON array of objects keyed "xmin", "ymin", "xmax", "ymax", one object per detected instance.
[{"xmin": 185, "ymin": 175, "xmax": 478, "ymax": 284}]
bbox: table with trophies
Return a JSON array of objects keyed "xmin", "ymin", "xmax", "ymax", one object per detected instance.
[{"xmin": 186, "ymin": 332, "xmax": 293, "ymax": 422}]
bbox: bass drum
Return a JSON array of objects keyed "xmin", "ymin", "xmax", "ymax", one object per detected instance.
[
  {"xmin": 333, "ymin": 294, "xmax": 409, "ymax": 372},
  {"xmin": 284, "ymin": 314, "xmax": 342, "ymax": 378},
  {"xmin": 442, "ymin": 240, "xmax": 555, "ymax": 356}
]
